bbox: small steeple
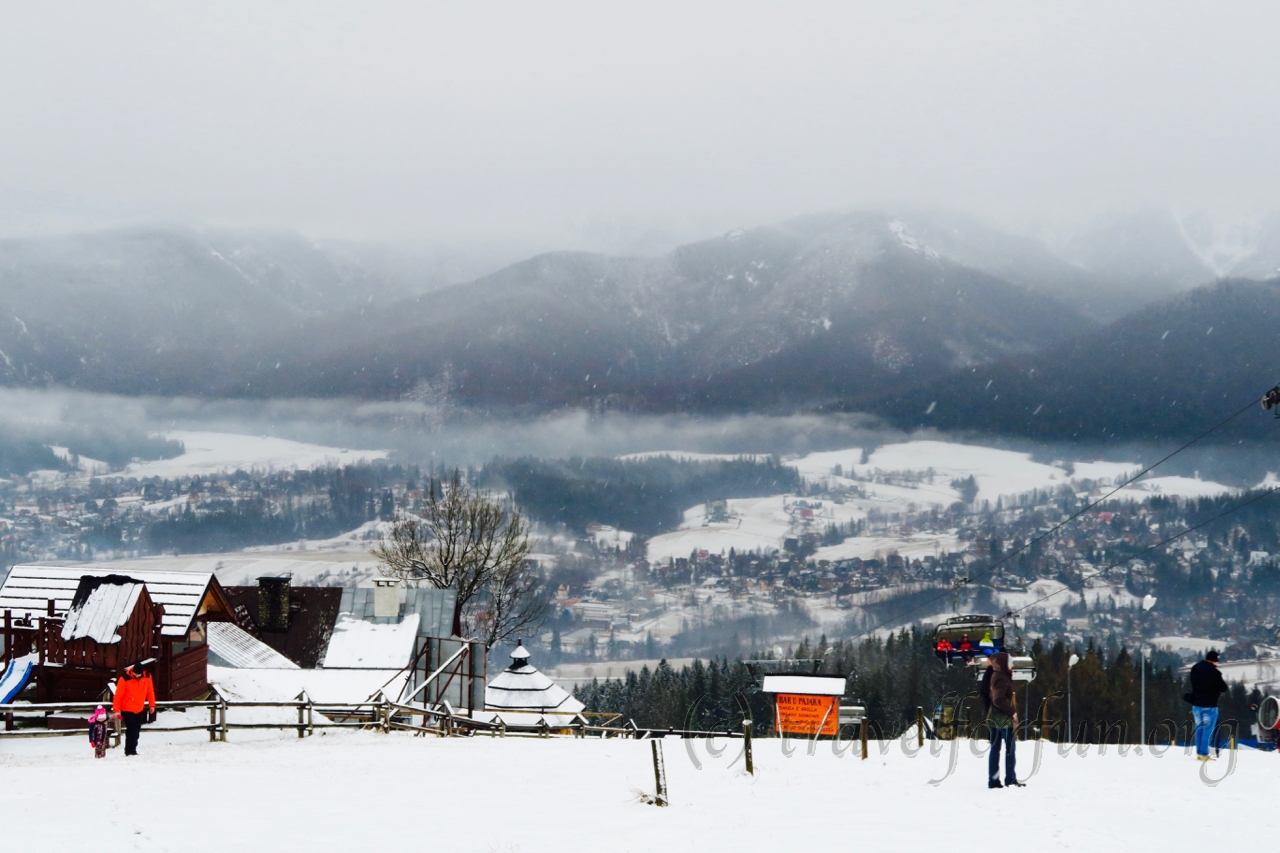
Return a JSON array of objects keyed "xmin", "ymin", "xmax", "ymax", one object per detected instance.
[{"xmin": 509, "ymin": 638, "xmax": 532, "ymax": 670}]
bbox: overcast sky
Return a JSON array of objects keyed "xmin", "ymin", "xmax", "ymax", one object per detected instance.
[{"xmin": 2, "ymin": 2, "xmax": 1278, "ymax": 248}]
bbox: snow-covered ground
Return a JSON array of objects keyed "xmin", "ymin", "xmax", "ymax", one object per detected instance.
[
  {"xmin": 0, "ymin": 730, "xmax": 1265, "ymax": 851},
  {"xmin": 994, "ymin": 579, "xmax": 1138, "ymax": 616},
  {"xmin": 646, "ymin": 495, "xmax": 867, "ymax": 562},
  {"xmin": 55, "ymin": 543, "xmax": 388, "ymax": 587},
  {"xmin": 641, "ymin": 440, "xmax": 1237, "ymax": 562},
  {"xmin": 108, "ymin": 430, "xmax": 388, "ymax": 479},
  {"xmin": 812, "ymin": 532, "xmax": 965, "ymax": 563},
  {"xmin": 1107, "ymin": 475, "xmax": 1237, "ymax": 501}
]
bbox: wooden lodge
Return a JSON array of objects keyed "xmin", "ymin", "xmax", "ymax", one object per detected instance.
[{"xmin": 0, "ymin": 566, "xmax": 237, "ymax": 702}]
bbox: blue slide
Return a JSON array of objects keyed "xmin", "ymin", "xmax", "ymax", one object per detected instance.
[{"xmin": 0, "ymin": 654, "xmax": 37, "ymax": 704}]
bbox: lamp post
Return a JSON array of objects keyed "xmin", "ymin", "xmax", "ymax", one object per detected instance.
[
  {"xmin": 1140, "ymin": 594, "xmax": 1157, "ymax": 744},
  {"xmin": 1068, "ymin": 653, "xmax": 1080, "ymax": 742}
]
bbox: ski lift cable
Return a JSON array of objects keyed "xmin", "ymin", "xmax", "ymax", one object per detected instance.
[
  {"xmin": 846, "ymin": 394, "xmax": 1260, "ymax": 643},
  {"xmin": 1005, "ymin": 484, "xmax": 1280, "ymax": 617}
]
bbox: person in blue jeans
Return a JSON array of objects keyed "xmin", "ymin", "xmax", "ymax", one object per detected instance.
[
  {"xmin": 987, "ymin": 652, "xmax": 1022, "ymax": 787},
  {"xmin": 1186, "ymin": 650, "xmax": 1228, "ymax": 760}
]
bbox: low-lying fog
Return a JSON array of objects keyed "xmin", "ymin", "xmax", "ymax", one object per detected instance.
[{"xmin": 5, "ymin": 387, "xmax": 1280, "ymax": 487}]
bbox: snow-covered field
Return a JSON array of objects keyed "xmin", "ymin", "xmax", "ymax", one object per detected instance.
[
  {"xmin": 0, "ymin": 729, "xmax": 1263, "ymax": 851},
  {"xmin": 56, "ymin": 540, "xmax": 388, "ymax": 587},
  {"xmin": 813, "ymin": 532, "xmax": 965, "ymax": 563},
  {"xmin": 646, "ymin": 495, "xmax": 867, "ymax": 562},
  {"xmin": 110, "ymin": 430, "xmax": 388, "ymax": 479},
  {"xmin": 641, "ymin": 440, "xmax": 1239, "ymax": 562}
]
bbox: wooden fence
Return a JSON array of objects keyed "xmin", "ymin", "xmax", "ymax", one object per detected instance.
[{"xmin": 0, "ymin": 689, "xmax": 748, "ymax": 744}]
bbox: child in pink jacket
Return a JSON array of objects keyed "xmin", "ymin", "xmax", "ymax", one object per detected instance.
[{"xmin": 87, "ymin": 706, "xmax": 109, "ymax": 758}]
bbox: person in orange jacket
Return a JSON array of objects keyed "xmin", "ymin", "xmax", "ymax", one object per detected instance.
[{"xmin": 112, "ymin": 662, "xmax": 156, "ymax": 756}]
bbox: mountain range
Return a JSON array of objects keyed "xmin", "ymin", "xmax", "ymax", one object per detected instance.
[{"xmin": 2, "ymin": 209, "xmax": 1279, "ymax": 441}]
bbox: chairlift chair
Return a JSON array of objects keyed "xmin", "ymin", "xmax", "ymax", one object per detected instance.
[{"xmin": 933, "ymin": 614, "xmax": 1005, "ymax": 665}]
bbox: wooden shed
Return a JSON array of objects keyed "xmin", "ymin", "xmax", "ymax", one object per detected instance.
[{"xmin": 0, "ymin": 565, "xmax": 237, "ymax": 701}]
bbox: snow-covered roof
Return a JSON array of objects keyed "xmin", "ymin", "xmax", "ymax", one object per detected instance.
[
  {"xmin": 0, "ymin": 565, "xmax": 221, "ymax": 637},
  {"xmin": 486, "ymin": 642, "xmax": 584, "ymax": 713},
  {"xmin": 209, "ymin": 665, "xmax": 407, "ymax": 704},
  {"xmin": 207, "ymin": 622, "xmax": 299, "ymax": 669},
  {"xmin": 60, "ymin": 576, "xmax": 145, "ymax": 644},
  {"xmin": 760, "ymin": 675, "xmax": 847, "ymax": 696},
  {"xmin": 322, "ymin": 613, "xmax": 420, "ymax": 669}
]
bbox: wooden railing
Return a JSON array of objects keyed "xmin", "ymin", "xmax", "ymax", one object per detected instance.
[{"xmin": 0, "ymin": 690, "xmax": 744, "ymax": 744}]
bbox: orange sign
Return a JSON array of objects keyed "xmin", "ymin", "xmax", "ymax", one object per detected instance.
[{"xmin": 775, "ymin": 693, "xmax": 839, "ymax": 736}]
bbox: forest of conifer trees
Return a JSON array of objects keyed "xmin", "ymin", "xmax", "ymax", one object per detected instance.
[{"xmin": 574, "ymin": 628, "xmax": 1260, "ymax": 745}]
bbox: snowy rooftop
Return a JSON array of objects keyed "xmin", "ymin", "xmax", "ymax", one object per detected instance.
[
  {"xmin": 759, "ymin": 675, "xmax": 847, "ymax": 696},
  {"xmin": 59, "ymin": 576, "xmax": 145, "ymax": 644},
  {"xmin": 0, "ymin": 565, "xmax": 221, "ymax": 636},
  {"xmin": 322, "ymin": 613, "xmax": 420, "ymax": 669},
  {"xmin": 486, "ymin": 643, "xmax": 585, "ymax": 713}
]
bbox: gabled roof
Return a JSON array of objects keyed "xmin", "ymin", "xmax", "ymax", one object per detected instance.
[
  {"xmin": 60, "ymin": 575, "xmax": 146, "ymax": 644},
  {"xmin": 0, "ymin": 565, "xmax": 222, "ymax": 637}
]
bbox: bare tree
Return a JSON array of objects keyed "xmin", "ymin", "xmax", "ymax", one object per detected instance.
[{"xmin": 373, "ymin": 470, "xmax": 547, "ymax": 646}]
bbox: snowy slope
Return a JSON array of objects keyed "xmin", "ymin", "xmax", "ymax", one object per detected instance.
[
  {"xmin": 110, "ymin": 431, "xmax": 387, "ymax": 479},
  {"xmin": 0, "ymin": 731, "xmax": 1266, "ymax": 851}
]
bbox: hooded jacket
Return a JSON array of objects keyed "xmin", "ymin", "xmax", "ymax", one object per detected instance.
[
  {"xmin": 988, "ymin": 652, "xmax": 1017, "ymax": 721},
  {"xmin": 112, "ymin": 668, "xmax": 156, "ymax": 715}
]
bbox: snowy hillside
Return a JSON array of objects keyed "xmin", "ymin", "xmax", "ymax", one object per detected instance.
[{"xmin": 0, "ymin": 728, "xmax": 1264, "ymax": 851}]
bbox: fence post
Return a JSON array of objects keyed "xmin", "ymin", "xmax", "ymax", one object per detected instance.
[
  {"xmin": 296, "ymin": 692, "xmax": 305, "ymax": 740},
  {"xmin": 219, "ymin": 697, "xmax": 227, "ymax": 742},
  {"xmin": 209, "ymin": 703, "xmax": 217, "ymax": 743},
  {"xmin": 112, "ymin": 713, "xmax": 122, "ymax": 749},
  {"xmin": 860, "ymin": 720, "xmax": 868, "ymax": 760},
  {"xmin": 743, "ymin": 719, "xmax": 754, "ymax": 776},
  {"xmin": 650, "ymin": 740, "xmax": 669, "ymax": 806},
  {"xmin": 382, "ymin": 698, "xmax": 392, "ymax": 734},
  {"xmin": 307, "ymin": 696, "xmax": 314, "ymax": 737},
  {"xmin": 917, "ymin": 706, "xmax": 924, "ymax": 748}
]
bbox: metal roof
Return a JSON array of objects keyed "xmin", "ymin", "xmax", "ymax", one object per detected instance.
[
  {"xmin": 0, "ymin": 565, "xmax": 218, "ymax": 637},
  {"xmin": 337, "ymin": 586, "xmax": 454, "ymax": 637},
  {"xmin": 207, "ymin": 622, "xmax": 299, "ymax": 669}
]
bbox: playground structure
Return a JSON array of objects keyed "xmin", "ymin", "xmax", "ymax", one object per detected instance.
[{"xmin": 0, "ymin": 567, "xmax": 239, "ymax": 702}]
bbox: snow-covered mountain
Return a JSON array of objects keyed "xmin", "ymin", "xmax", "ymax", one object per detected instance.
[{"xmin": 245, "ymin": 212, "xmax": 1097, "ymax": 410}]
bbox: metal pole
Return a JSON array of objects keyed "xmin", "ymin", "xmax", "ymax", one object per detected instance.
[{"xmin": 1141, "ymin": 649, "xmax": 1146, "ymax": 746}]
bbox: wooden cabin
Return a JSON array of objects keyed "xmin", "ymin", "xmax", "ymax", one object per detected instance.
[{"xmin": 0, "ymin": 566, "xmax": 237, "ymax": 701}]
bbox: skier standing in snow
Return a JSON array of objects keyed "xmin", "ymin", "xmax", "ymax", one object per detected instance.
[
  {"xmin": 987, "ymin": 652, "xmax": 1020, "ymax": 788},
  {"xmin": 87, "ymin": 705, "xmax": 110, "ymax": 758},
  {"xmin": 112, "ymin": 662, "xmax": 156, "ymax": 757},
  {"xmin": 1185, "ymin": 650, "xmax": 1228, "ymax": 761}
]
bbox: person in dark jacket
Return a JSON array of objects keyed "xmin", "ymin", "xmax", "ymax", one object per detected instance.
[
  {"xmin": 979, "ymin": 656, "xmax": 994, "ymax": 712},
  {"xmin": 1187, "ymin": 650, "xmax": 1228, "ymax": 760},
  {"xmin": 987, "ymin": 652, "xmax": 1020, "ymax": 788}
]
